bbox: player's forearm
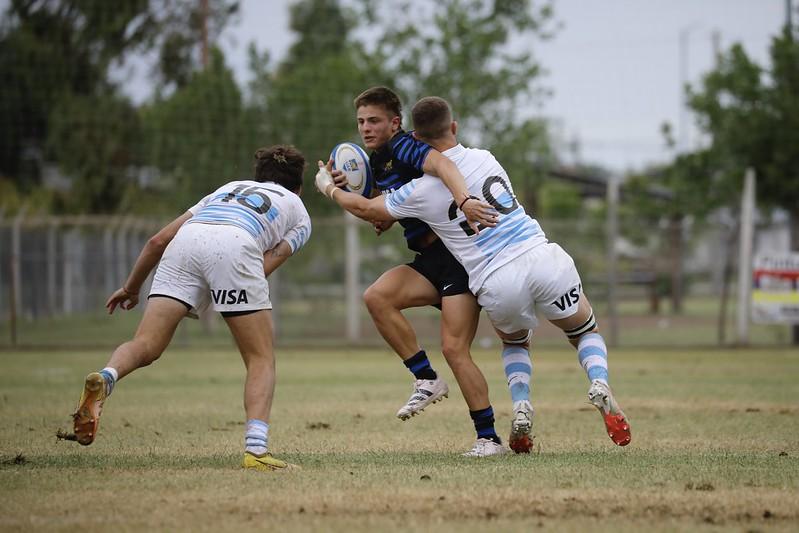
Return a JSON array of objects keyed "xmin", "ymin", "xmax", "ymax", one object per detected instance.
[
  {"xmin": 331, "ymin": 188, "xmax": 393, "ymax": 222},
  {"xmin": 122, "ymin": 211, "xmax": 191, "ymax": 293},
  {"xmin": 423, "ymin": 152, "xmax": 471, "ymax": 205},
  {"xmin": 263, "ymin": 241, "xmax": 293, "ymax": 277},
  {"xmin": 123, "ymin": 240, "xmax": 166, "ymax": 293}
]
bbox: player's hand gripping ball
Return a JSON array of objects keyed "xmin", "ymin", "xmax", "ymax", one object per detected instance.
[{"xmin": 329, "ymin": 142, "xmax": 372, "ymax": 197}]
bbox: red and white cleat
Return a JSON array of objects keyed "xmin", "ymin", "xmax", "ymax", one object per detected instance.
[
  {"xmin": 588, "ymin": 380, "xmax": 631, "ymax": 446},
  {"xmin": 508, "ymin": 400, "xmax": 534, "ymax": 453}
]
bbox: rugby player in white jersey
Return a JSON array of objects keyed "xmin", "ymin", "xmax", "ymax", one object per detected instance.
[
  {"xmin": 69, "ymin": 145, "xmax": 312, "ymax": 470},
  {"xmin": 316, "ymin": 97, "xmax": 631, "ymax": 448}
]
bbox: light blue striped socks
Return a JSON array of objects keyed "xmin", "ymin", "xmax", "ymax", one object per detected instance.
[
  {"xmin": 245, "ymin": 419, "xmax": 269, "ymax": 456},
  {"xmin": 577, "ymin": 332, "xmax": 609, "ymax": 384},
  {"xmin": 99, "ymin": 367, "xmax": 118, "ymax": 397},
  {"xmin": 502, "ymin": 345, "xmax": 532, "ymax": 403}
]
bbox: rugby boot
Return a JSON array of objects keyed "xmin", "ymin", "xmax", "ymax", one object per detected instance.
[
  {"xmin": 72, "ymin": 372, "xmax": 107, "ymax": 446},
  {"xmin": 462, "ymin": 438, "xmax": 509, "ymax": 457},
  {"xmin": 508, "ymin": 400, "xmax": 534, "ymax": 453},
  {"xmin": 587, "ymin": 379, "xmax": 631, "ymax": 446},
  {"xmin": 396, "ymin": 378, "xmax": 449, "ymax": 420},
  {"xmin": 242, "ymin": 451, "xmax": 296, "ymax": 471}
]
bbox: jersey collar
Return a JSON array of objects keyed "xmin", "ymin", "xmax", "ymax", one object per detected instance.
[{"xmin": 442, "ymin": 143, "xmax": 465, "ymax": 158}]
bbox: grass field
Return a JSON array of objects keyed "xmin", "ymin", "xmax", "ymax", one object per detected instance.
[{"xmin": 1, "ymin": 345, "xmax": 798, "ymax": 532}]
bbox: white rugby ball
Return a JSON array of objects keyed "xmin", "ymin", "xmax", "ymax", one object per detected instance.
[{"xmin": 330, "ymin": 142, "xmax": 372, "ymax": 197}]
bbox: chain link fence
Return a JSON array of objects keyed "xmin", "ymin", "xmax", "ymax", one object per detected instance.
[{"xmin": 0, "ymin": 210, "xmax": 793, "ymax": 349}]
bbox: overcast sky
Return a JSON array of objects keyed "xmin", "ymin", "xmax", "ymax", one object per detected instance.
[
  {"xmin": 216, "ymin": 0, "xmax": 786, "ymax": 172},
  {"xmin": 2, "ymin": 0, "xmax": 787, "ymax": 172}
]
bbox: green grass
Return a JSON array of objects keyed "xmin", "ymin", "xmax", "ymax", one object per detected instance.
[{"xmin": 1, "ymin": 347, "xmax": 798, "ymax": 531}]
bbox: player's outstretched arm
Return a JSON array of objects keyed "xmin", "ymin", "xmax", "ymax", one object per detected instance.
[
  {"xmin": 315, "ymin": 162, "xmax": 393, "ymax": 222},
  {"xmin": 106, "ymin": 211, "xmax": 192, "ymax": 314},
  {"xmin": 421, "ymin": 151, "xmax": 497, "ymax": 232}
]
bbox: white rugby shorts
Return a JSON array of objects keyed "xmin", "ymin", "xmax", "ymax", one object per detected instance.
[
  {"xmin": 150, "ymin": 222, "xmax": 271, "ymax": 314},
  {"xmin": 476, "ymin": 242, "xmax": 582, "ymax": 334}
]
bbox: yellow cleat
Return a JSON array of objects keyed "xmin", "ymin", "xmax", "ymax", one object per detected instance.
[
  {"xmin": 72, "ymin": 372, "xmax": 107, "ymax": 446},
  {"xmin": 242, "ymin": 451, "xmax": 297, "ymax": 471}
]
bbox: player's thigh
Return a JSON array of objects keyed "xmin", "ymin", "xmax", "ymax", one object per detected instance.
[
  {"xmin": 477, "ymin": 263, "xmax": 539, "ymax": 334},
  {"xmin": 532, "ymin": 243, "xmax": 589, "ymax": 329},
  {"xmin": 440, "ymin": 292, "xmax": 480, "ymax": 351},
  {"xmin": 204, "ymin": 227, "xmax": 271, "ymax": 314},
  {"xmin": 133, "ymin": 296, "xmax": 191, "ymax": 353},
  {"xmin": 549, "ymin": 293, "xmax": 594, "ymax": 332},
  {"xmin": 365, "ymin": 264, "xmax": 439, "ymax": 309},
  {"xmin": 149, "ymin": 224, "xmax": 209, "ymax": 313},
  {"xmin": 223, "ymin": 309, "xmax": 274, "ymax": 364}
]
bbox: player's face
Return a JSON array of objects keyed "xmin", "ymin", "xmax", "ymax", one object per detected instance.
[{"xmin": 357, "ymin": 105, "xmax": 400, "ymax": 150}]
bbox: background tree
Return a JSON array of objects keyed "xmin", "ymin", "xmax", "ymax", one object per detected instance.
[
  {"xmin": 687, "ymin": 28, "xmax": 799, "ymax": 342},
  {"xmin": 363, "ymin": 0, "xmax": 557, "ymax": 209},
  {"xmin": 250, "ymin": 0, "xmax": 386, "ymax": 214},
  {"xmin": 0, "ymin": 0, "xmax": 239, "ymax": 213},
  {"xmin": 140, "ymin": 48, "xmax": 257, "ymax": 209}
]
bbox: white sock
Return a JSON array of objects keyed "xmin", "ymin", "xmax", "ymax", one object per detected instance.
[
  {"xmin": 245, "ymin": 419, "xmax": 269, "ymax": 456},
  {"xmin": 99, "ymin": 367, "xmax": 118, "ymax": 396}
]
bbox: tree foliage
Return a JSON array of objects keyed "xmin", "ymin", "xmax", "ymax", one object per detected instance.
[
  {"xmin": 0, "ymin": 0, "xmax": 239, "ymax": 213},
  {"xmin": 140, "ymin": 48, "xmax": 256, "ymax": 208},
  {"xmin": 678, "ymin": 28, "xmax": 799, "ymax": 243},
  {"xmin": 248, "ymin": 0, "xmax": 385, "ymax": 214},
  {"xmin": 363, "ymin": 0, "xmax": 556, "ymax": 204}
]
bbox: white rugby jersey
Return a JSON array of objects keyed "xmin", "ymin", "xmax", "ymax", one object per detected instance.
[
  {"xmin": 186, "ymin": 180, "xmax": 311, "ymax": 255},
  {"xmin": 385, "ymin": 144, "xmax": 547, "ymax": 293}
]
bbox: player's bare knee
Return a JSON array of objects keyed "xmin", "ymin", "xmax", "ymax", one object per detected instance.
[
  {"xmin": 362, "ymin": 284, "xmax": 383, "ymax": 313},
  {"xmin": 441, "ymin": 340, "xmax": 469, "ymax": 364}
]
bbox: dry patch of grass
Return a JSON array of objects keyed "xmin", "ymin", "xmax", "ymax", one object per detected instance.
[{"xmin": 1, "ymin": 347, "xmax": 797, "ymax": 531}]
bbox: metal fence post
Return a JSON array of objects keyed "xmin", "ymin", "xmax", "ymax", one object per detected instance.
[
  {"xmin": 606, "ymin": 175, "xmax": 620, "ymax": 347},
  {"xmin": 345, "ymin": 211, "xmax": 361, "ymax": 343}
]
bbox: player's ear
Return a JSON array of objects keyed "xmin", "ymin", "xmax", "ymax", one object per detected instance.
[
  {"xmin": 390, "ymin": 114, "xmax": 401, "ymax": 133},
  {"xmin": 451, "ymin": 121, "xmax": 458, "ymax": 136}
]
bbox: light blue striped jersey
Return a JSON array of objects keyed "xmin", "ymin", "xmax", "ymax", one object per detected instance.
[
  {"xmin": 384, "ymin": 144, "xmax": 547, "ymax": 293},
  {"xmin": 186, "ymin": 180, "xmax": 311, "ymax": 255}
]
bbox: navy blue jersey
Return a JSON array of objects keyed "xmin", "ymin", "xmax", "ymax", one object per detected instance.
[{"xmin": 370, "ymin": 130, "xmax": 433, "ymax": 250}]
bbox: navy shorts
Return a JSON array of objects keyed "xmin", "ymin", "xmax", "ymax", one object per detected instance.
[{"xmin": 406, "ymin": 237, "xmax": 471, "ymax": 298}]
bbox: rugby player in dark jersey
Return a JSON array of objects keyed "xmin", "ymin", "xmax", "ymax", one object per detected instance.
[{"xmin": 324, "ymin": 87, "xmax": 518, "ymax": 456}]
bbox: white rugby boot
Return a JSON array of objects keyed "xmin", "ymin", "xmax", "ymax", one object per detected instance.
[
  {"xmin": 462, "ymin": 438, "xmax": 509, "ymax": 457},
  {"xmin": 396, "ymin": 378, "xmax": 449, "ymax": 420},
  {"xmin": 508, "ymin": 400, "xmax": 534, "ymax": 453},
  {"xmin": 587, "ymin": 380, "xmax": 631, "ymax": 446}
]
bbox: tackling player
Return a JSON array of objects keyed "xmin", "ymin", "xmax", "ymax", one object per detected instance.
[
  {"xmin": 69, "ymin": 145, "xmax": 312, "ymax": 471},
  {"xmin": 317, "ymin": 97, "xmax": 632, "ymax": 448}
]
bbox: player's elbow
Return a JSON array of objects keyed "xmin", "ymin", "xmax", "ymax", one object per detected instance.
[{"xmin": 146, "ymin": 233, "xmax": 170, "ymax": 253}]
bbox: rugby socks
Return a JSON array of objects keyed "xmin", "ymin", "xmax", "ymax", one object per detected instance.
[
  {"xmin": 577, "ymin": 332, "xmax": 609, "ymax": 384},
  {"xmin": 245, "ymin": 419, "xmax": 269, "ymax": 456},
  {"xmin": 403, "ymin": 350, "xmax": 437, "ymax": 380},
  {"xmin": 502, "ymin": 345, "xmax": 532, "ymax": 403},
  {"xmin": 99, "ymin": 367, "xmax": 118, "ymax": 397},
  {"xmin": 470, "ymin": 406, "xmax": 501, "ymax": 444}
]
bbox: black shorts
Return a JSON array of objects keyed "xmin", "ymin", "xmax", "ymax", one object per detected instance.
[{"xmin": 406, "ymin": 238, "xmax": 471, "ymax": 298}]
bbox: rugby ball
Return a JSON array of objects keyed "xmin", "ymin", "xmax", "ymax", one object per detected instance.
[{"xmin": 330, "ymin": 142, "xmax": 372, "ymax": 197}]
